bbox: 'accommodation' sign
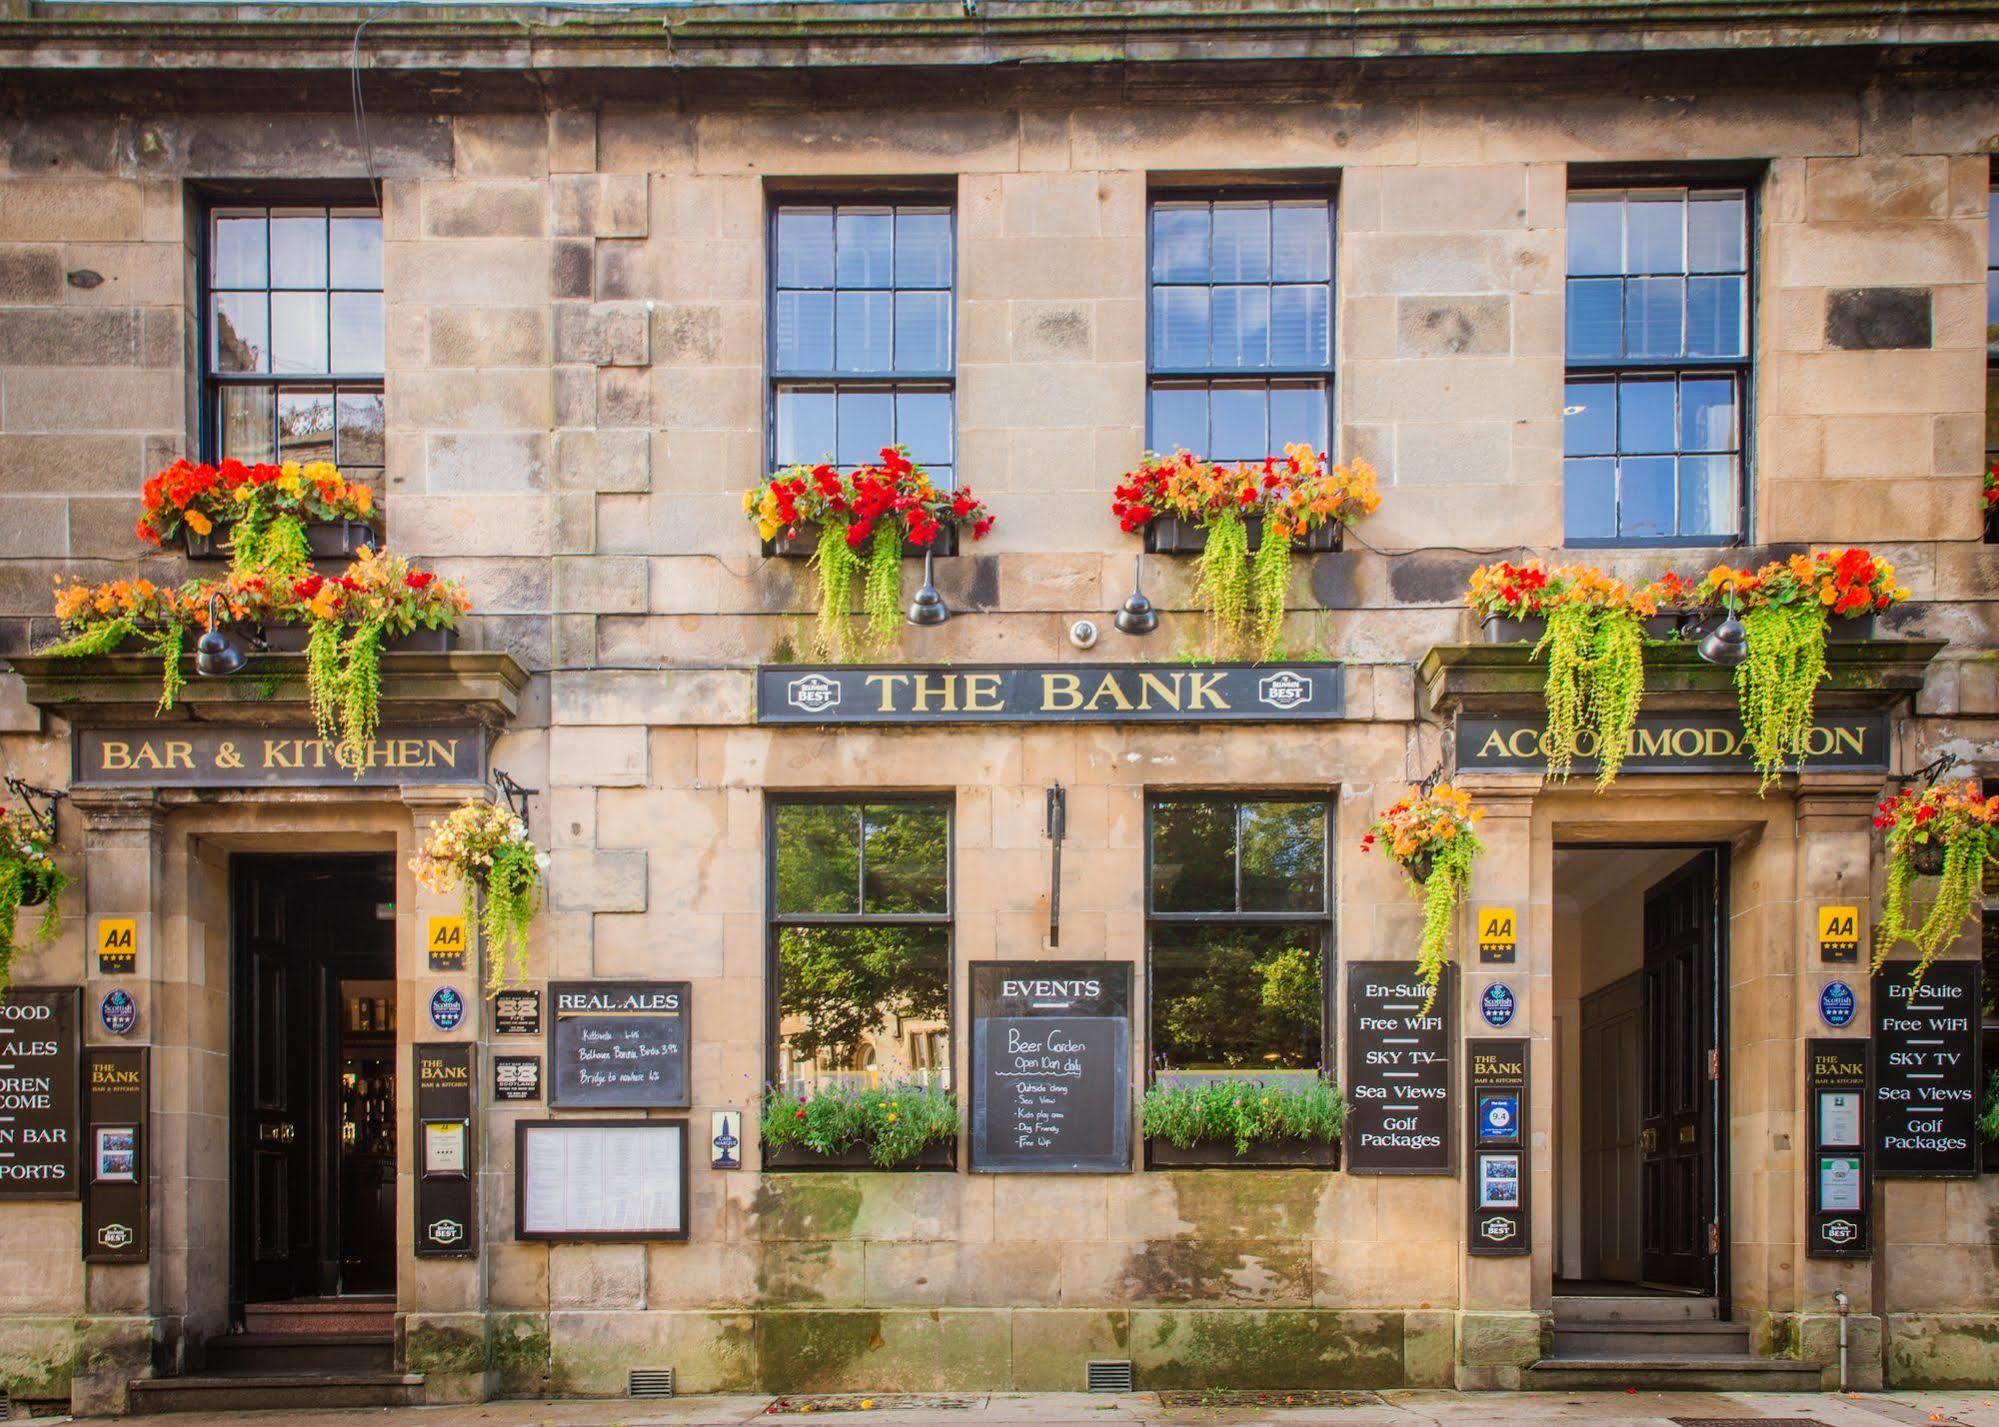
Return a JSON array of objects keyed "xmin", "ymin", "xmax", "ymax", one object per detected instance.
[
  {"xmin": 75, "ymin": 726, "xmax": 486, "ymax": 787},
  {"xmin": 758, "ymin": 663, "xmax": 1343, "ymax": 724},
  {"xmin": 1457, "ymin": 712, "xmax": 1887, "ymax": 775}
]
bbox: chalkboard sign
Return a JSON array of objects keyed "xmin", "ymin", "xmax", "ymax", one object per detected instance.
[
  {"xmin": 970, "ymin": 962, "xmax": 1131, "ymax": 1173},
  {"xmin": 1344, "ymin": 962, "xmax": 1453, "ymax": 1174},
  {"xmin": 1873, "ymin": 959, "xmax": 1981, "ymax": 1178},
  {"xmin": 0, "ymin": 987, "xmax": 79, "ymax": 1200},
  {"xmin": 548, "ymin": 982, "xmax": 690, "ymax": 1109}
]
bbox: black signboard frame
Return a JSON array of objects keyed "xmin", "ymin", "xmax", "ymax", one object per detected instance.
[
  {"xmin": 1807, "ymin": 1038, "xmax": 1871, "ymax": 1258},
  {"xmin": 494, "ymin": 990, "xmax": 541, "ymax": 1036},
  {"xmin": 494, "ymin": 1055, "xmax": 541, "ymax": 1102},
  {"xmin": 414, "ymin": 1042, "xmax": 476, "ymax": 1258},
  {"xmin": 969, "ymin": 961, "xmax": 1133, "ymax": 1175},
  {"xmin": 1873, "ymin": 959, "xmax": 1982, "ymax": 1179},
  {"xmin": 74, "ymin": 724, "xmax": 488, "ymax": 788},
  {"xmin": 758, "ymin": 663, "xmax": 1345, "ymax": 725},
  {"xmin": 515, "ymin": 1118, "xmax": 690, "ymax": 1242},
  {"xmin": 1466, "ymin": 1038, "xmax": 1528, "ymax": 1255},
  {"xmin": 1343, "ymin": 962, "xmax": 1454, "ymax": 1175},
  {"xmin": 83, "ymin": 1045, "xmax": 147, "ymax": 1262},
  {"xmin": 0, "ymin": 986, "xmax": 80, "ymax": 1201},
  {"xmin": 548, "ymin": 981, "xmax": 691, "ymax": 1110}
]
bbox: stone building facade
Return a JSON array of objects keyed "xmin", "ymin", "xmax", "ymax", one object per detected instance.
[{"xmin": 0, "ymin": 0, "xmax": 1997, "ymax": 1412}]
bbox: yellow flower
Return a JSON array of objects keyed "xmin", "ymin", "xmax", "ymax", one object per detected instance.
[{"xmin": 186, "ymin": 510, "xmax": 213, "ymax": 536}]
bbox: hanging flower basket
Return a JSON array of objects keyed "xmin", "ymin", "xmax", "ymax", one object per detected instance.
[
  {"xmin": 1142, "ymin": 513, "xmax": 1344, "ymax": 556},
  {"xmin": 15, "ymin": 860, "xmax": 60, "ymax": 909},
  {"xmin": 764, "ymin": 521, "xmax": 960, "ymax": 560},
  {"xmin": 0, "ymin": 803, "xmax": 68, "ymax": 994},
  {"xmin": 187, "ymin": 518, "xmax": 380, "ymax": 563},
  {"xmin": 140, "ymin": 458, "xmax": 378, "ymax": 575},
  {"xmin": 1362, "ymin": 784, "xmax": 1484, "ymax": 1011},
  {"xmin": 409, "ymin": 799, "xmax": 548, "ymax": 992},
  {"xmin": 1910, "ymin": 840, "xmax": 1949, "ymax": 877},
  {"xmin": 1871, "ymin": 780, "xmax": 1999, "ymax": 987}
]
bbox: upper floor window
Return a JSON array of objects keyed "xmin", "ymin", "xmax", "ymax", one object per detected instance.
[
  {"xmin": 204, "ymin": 203, "xmax": 383, "ymax": 485},
  {"xmin": 1564, "ymin": 186, "xmax": 1748, "ymax": 545},
  {"xmin": 770, "ymin": 201, "xmax": 955, "ymax": 485},
  {"xmin": 1148, "ymin": 193, "xmax": 1334, "ymax": 460}
]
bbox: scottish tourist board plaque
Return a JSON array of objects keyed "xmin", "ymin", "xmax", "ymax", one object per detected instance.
[
  {"xmin": 1873, "ymin": 960, "xmax": 1980, "ymax": 1178},
  {"xmin": 549, "ymin": 982, "xmax": 690, "ymax": 1109},
  {"xmin": 1344, "ymin": 962, "xmax": 1453, "ymax": 1174},
  {"xmin": 759, "ymin": 664, "xmax": 1343, "ymax": 725},
  {"xmin": 0, "ymin": 987, "xmax": 79, "ymax": 1200},
  {"xmin": 970, "ymin": 962, "xmax": 1132, "ymax": 1173}
]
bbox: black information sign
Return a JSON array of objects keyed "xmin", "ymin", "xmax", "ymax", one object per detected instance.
[
  {"xmin": 1873, "ymin": 960, "xmax": 1981, "ymax": 1178},
  {"xmin": 549, "ymin": 982, "xmax": 690, "ymax": 1109},
  {"xmin": 1344, "ymin": 962, "xmax": 1453, "ymax": 1174},
  {"xmin": 414, "ymin": 1043, "xmax": 476, "ymax": 1257},
  {"xmin": 1807, "ymin": 1038, "xmax": 1871, "ymax": 1257},
  {"xmin": 83, "ymin": 1046, "xmax": 147, "ymax": 1262},
  {"xmin": 1467, "ymin": 1038, "xmax": 1528, "ymax": 1254},
  {"xmin": 0, "ymin": 987, "xmax": 79, "ymax": 1200},
  {"xmin": 759, "ymin": 663, "xmax": 1343, "ymax": 725},
  {"xmin": 494, "ymin": 990, "xmax": 541, "ymax": 1036},
  {"xmin": 494, "ymin": 1055, "xmax": 541, "ymax": 1102},
  {"xmin": 1457, "ymin": 711, "xmax": 1888, "ymax": 776},
  {"xmin": 75, "ymin": 725, "xmax": 486, "ymax": 788},
  {"xmin": 970, "ymin": 962, "xmax": 1132, "ymax": 1174}
]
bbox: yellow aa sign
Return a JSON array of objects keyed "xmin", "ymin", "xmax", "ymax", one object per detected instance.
[
  {"xmin": 1476, "ymin": 906, "xmax": 1518, "ymax": 962},
  {"xmin": 426, "ymin": 915, "xmax": 468, "ymax": 971},
  {"xmin": 1817, "ymin": 905, "xmax": 1859, "ymax": 957},
  {"xmin": 96, "ymin": 917, "xmax": 138, "ymax": 973}
]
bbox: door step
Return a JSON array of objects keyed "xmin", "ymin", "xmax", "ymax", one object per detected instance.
[
  {"xmin": 1553, "ymin": 1319, "xmax": 1749, "ymax": 1357},
  {"xmin": 204, "ymin": 1332, "xmax": 394, "ymax": 1375},
  {"xmin": 1552, "ymin": 1293, "xmax": 1720, "ymax": 1323},
  {"xmin": 1524, "ymin": 1355, "xmax": 1823, "ymax": 1392},
  {"xmin": 241, "ymin": 1297, "xmax": 394, "ymax": 1336},
  {"xmin": 127, "ymin": 1373, "xmax": 423, "ymax": 1413}
]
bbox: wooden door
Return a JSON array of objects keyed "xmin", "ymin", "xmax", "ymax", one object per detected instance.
[
  {"xmin": 1580, "ymin": 971, "xmax": 1644, "ymax": 1281},
  {"xmin": 1640, "ymin": 853, "xmax": 1720, "ymax": 1291}
]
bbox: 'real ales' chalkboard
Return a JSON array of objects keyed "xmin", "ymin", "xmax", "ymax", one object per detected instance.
[
  {"xmin": 549, "ymin": 982, "xmax": 690, "ymax": 1109},
  {"xmin": 971, "ymin": 962, "xmax": 1132, "ymax": 1173}
]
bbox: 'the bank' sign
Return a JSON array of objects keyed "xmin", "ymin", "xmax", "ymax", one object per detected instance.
[
  {"xmin": 1456, "ymin": 712, "xmax": 1888, "ymax": 775},
  {"xmin": 757, "ymin": 664, "xmax": 1344, "ymax": 724}
]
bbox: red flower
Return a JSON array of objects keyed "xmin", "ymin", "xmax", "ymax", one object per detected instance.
[
  {"xmin": 972, "ymin": 516, "xmax": 994, "ymax": 539},
  {"xmin": 846, "ymin": 519, "xmax": 874, "ymax": 548},
  {"xmin": 293, "ymin": 576, "xmax": 324, "ymax": 600},
  {"xmin": 135, "ymin": 519, "xmax": 161, "ymax": 546},
  {"xmin": 404, "ymin": 570, "xmax": 436, "ymax": 591}
]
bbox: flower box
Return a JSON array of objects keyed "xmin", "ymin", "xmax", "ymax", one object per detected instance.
[
  {"xmin": 1143, "ymin": 515, "xmax": 1343, "ymax": 556},
  {"xmin": 16, "ymin": 863, "xmax": 60, "ymax": 908},
  {"xmin": 762, "ymin": 523, "xmax": 959, "ymax": 560},
  {"xmin": 1987, "ymin": 506, "xmax": 1999, "ymax": 544},
  {"xmin": 762, "ymin": 1139, "xmax": 957, "ymax": 1172},
  {"xmin": 251, "ymin": 624, "xmax": 459, "ymax": 654},
  {"xmin": 1146, "ymin": 1135, "xmax": 1338, "ymax": 1170},
  {"xmin": 185, "ymin": 520, "xmax": 380, "ymax": 562},
  {"xmin": 1481, "ymin": 614, "xmax": 1546, "ymax": 644},
  {"xmin": 1910, "ymin": 841, "xmax": 1949, "ymax": 876}
]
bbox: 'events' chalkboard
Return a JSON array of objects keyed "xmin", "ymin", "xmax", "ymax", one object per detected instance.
[
  {"xmin": 548, "ymin": 982, "xmax": 690, "ymax": 1109},
  {"xmin": 970, "ymin": 962, "xmax": 1131, "ymax": 1173}
]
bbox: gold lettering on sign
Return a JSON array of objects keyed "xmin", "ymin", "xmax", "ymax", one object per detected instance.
[
  {"xmin": 1137, "ymin": 673, "xmax": 1182, "ymax": 711},
  {"xmin": 1185, "ymin": 671, "xmax": 1229, "ymax": 709},
  {"xmin": 910, "ymin": 674, "xmax": 955, "ymax": 714},
  {"xmin": 865, "ymin": 673, "xmax": 910, "ymax": 711},
  {"xmin": 962, "ymin": 674, "xmax": 1004, "ymax": 713},
  {"xmin": 1041, "ymin": 673, "xmax": 1083, "ymax": 711},
  {"xmin": 1083, "ymin": 675, "xmax": 1133, "ymax": 712},
  {"xmin": 99, "ymin": 741, "xmax": 132, "ymax": 770}
]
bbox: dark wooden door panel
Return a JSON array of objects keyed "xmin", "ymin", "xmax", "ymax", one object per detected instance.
[{"xmin": 1640, "ymin": 852, "xmax": 1719, "ymax": 1292}]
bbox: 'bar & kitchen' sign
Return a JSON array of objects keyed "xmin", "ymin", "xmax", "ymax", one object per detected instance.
[
  {"xmin": 76, "ymin": 726, "xmax": 486, "ymax": 787},
  {"xmin": 759, "ymin": 663, "xmax": 1343, "ymax": 724}
]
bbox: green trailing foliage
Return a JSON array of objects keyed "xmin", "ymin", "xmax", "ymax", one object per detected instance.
[
  {"xmin": 1737, "ymin": 602, "xmax": 1829, "ymax": 790},
  {"xmin": 1140, "ymin": 1077, "xmax": 1347, "ymax": 1156},
  {"xmin": 1532, "ymin": 603, "xmax": 1646, "ymax": 788},
  {"xmin": 477, "ymin": 838, "xmax": 544, "ymax": 994},
  {"xmin": 1979, "ymin": 1071, "xmax": 1999, "ymax": 1147},
  {"xmin": 1194, "ymin": 508, "xmax": 1253, "ymax": 658},
  {"xmin": 0, "ymin": 844, "xmax": 67, "ymax": 997},
  {"xmin": 863, "ymin": 526, "xmax": 904, "ymax": 653},
  {"xmin": 40, "ymin": 618, "xmax": 188, "ymax": 713},
  {"xmin": 1248, "ymin": 528, "xmax": 1293, "ymax": 662},
  {"xmin": 231, "ymin": 511, "xmax": 311, "ymax": 579},
  {"xmin": 1414, "ymin": 832, "xmax": 1480, "ymax": 1014},
  {"xmin": 759, "ymin": 1080, "xmax": 957, "ymax": 1168}
]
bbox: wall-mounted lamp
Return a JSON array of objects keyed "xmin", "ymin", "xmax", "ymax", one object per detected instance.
[
  {"xmin": 1115, "ymin": 554, "xmax": 1158, "ymax": 636},
  {"xmin": 194, "ymin": 593, "xmax": 245, "ymax": 677},
  {"xmin": 1695, "ymin": 596, "xmax": 1748, "ymax": 668},
  {"xmin": 906, "ymin": 549, "xmax": 949, "ymax": 627}
]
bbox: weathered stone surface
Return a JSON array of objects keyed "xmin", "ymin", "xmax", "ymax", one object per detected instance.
[
  {"xmin": 1824, "ymin": 287, "xmax": 1933, "ymax": 350},
  {"xmin": 554, "ymin": 301, "xmax": 649, "ymax": 367}
]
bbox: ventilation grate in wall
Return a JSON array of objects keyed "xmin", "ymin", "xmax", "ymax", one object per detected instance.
[
  {"xmin": 1086, "ymin": 1360, "xmax": 1133, "ymax": 1394},
  {"xmin": 628, "ymin": 1367, "xmax": 675, "ymax": 1399},
  {"xmin": 1, "ymin": 1386, "xmax": 11, "ymax": 1418}
]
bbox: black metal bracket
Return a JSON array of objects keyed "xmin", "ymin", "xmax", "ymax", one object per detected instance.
[
  {"xmin": 3, "ymin": 777, "xmax": 64, "ymax": 839},
  {"xmin": 1046, "ymin": 782, "xmax": 1066, "ymax": 948},
  {"xmin": 1892, "ymin": 751, "xmax": 1955, "ymax": 789},
  {"xmin": 492, "ymin": 768, "xmax": 537, "ymax": 823},
  {"xmin": 1417, "ymin": 759, "xmax": 1447, "ymax": 796}
]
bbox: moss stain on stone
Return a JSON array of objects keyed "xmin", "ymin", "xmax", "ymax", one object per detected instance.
[
  {"xmin": 405, "ymin": 1318, "xmax": 490, "ymax": 1377},
  {"xmin": 1161, "ymin": 1170, "xmax": 1324, "ymax": 1242},
  {"xmin": 756, "ymin": 1311, "xmax": 885, "ymax": 1393},
  {"xmin": 488, "ymin": 1314, "xmax": 551, "ymax": 1397},
  {"xmin": 1119, "ymin": 1239, "xmax": 1312, "ymax": 1305},
  {"xmin": 1134, "ymin": 1309, "xmax": 1404, "ymax": 1390},
  {"xmin": 748, "ymin": 1174, "xmax": 866, "ymax": 1242}
]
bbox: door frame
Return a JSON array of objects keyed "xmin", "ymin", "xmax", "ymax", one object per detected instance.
[{"xmin": 1554, "ymin": 840, "xmax": 1730, "ymax": 1312}]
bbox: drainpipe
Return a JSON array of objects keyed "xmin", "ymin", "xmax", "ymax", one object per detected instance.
[{"xmin": 1832, "ymin": 1289, "xmax": 1849, "ymax": 1392}]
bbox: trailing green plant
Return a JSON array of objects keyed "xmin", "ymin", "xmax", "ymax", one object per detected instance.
[
  {"xmin": 1363, "ymin": 783, "xmax": 1484, "ymax": 1011},
  {"xmin": 0, "ymin": 804, "xmax": 67, "ymax": 995},
  {"xmin": 1248, "ymin": 517, "xmax": 1294, "ymax": 660},
  {"xmin": 759, "ymin": 1080, "xmax": 958, "ymax": 1168},
  {"xmin": 409, "ymin": 798, "xmax": 548, "ymax": 992},
  {"xmin": 1870, "ymin": 780, "xmax": 1999, "ymax": 988},
  {"xmin": 862, "ymin": 520, "xmax": 904, "ymax": 653},
  {"xmin": 811, "ymin": 522, "xmax": 862, "ymax": 662},
  {"xmin": 1980, "ymin": 1071, "xmax": 1999, "ymax": 1146},
  {"xmin": 43, "ymin": 576, "xmax": 192, "ymax": 713},
  {"xmin": 1194, "ymin": 506, "xmax": 1252, "ymax": 655},
  {"xmin": 1140, "ymin": 1077, "xmax": 1347, "ymax": 1156}
]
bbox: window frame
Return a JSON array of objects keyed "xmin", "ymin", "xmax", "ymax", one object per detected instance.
[
  {"xmin": 1983, "ymin": 180, "xmax": 1997, "ymax": 543},
  {"xmin": 1562, "ymin": 178, "xmax": 1759, "ymax": 550},
  {"xmin": 1142, "ymin": 791, "xmax": 1338, "ymax": 1088},
  {"xmin": 195, "ymin": 185, "xmax": 385, "ymax": 469},
  {"xmin": 762, "ymin": 792, "xmax": 957, "ymax": 1097},
  {"xmin": 1144, "ymin": 185, "xmax": 1338, "ymax": 461},
  {"xmin": 764, "ymin": 194, "xmax": 959, "ymax": 483}
]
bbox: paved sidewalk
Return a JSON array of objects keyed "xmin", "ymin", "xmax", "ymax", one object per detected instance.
[{"xmin": 56, "ymin": 1389, "xmax": 1999, "ymax": 1427}]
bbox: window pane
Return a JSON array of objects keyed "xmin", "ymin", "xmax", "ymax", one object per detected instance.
[
  {"xmin": 1210, "ymin": 285, "xmax": 1270, "ymax": 369},
  {"xmin": 276, "ymin": 388, "xmax": 336, "ymax": 466},
  {"xmin": 1624, "ymin": 277, "xmax": 1683, "ymax": 358},
  {"xmin": 1269, "ymin": 381, "xmax": 1328, "ymax": 453},
  {"xmin": 270, "ymin": 291, "xmax": 328, "ymax": 374},
  {"xmin": 1678, "ymin": 376, "xmax": 1735, "ymax": 453},
  {"xmin": 861, "ymin": 804, "xmax": 949, "ymax": 914},
  {"xmin": 1151, "ymin": 800, "xmax": 1237, "ymax": 913},
  {"xmin": 1211, "ymin": 203, "xmax": 1270, "ymax": 283},
  {"xmin": 1150, "ymin": 383, "xmax": 1207, "ymax": 455},
  {"xmin": 1151, "ymin": 204, "xmax": 1209, "ymax": 283},
  {"xmin": 774, "ymin": 291, "xmax": 835, "ymax": 372},
  {"xmin": 1209, "ymin": 384, "xmax": 1268, "ymax": 460},
  {"xmin": 212, "ymin": 214, "xmax": 267, "ymax": 288},
  {"xmin": 776, "ymin": 387, "xmax": 837, "ymax": 466},
  {"xmin": 1618, "ymin": 456, "xmax": 1676, "ymax": 538},
  {"xmin": 776, "ymin": 925, "xmax": 950, "ymax": 1091},
  {"xmin": 835, "ymin": 209, "xmax": 894, "ymax": 288},
  {"xmin": 329, "ymin": 293, "xmax": 383, "ymax": 373},
  {"xmin": 336, "ymin": 390, "xmax": 385, "ymax": 467},
  {"xmin": 1271, "ymin": 201, "xmax": 1330, "ymax": 282},
  {"xmin": 895, "ymin": 209, "xmax": 952, "ymax": 288},
  {"xmin": 896, "ymin": 390, "xmax": 953, "ymax": 472},
  {"xmin": 835, "ymin": 291, "xmax": 893, "ymax": 373},
  {"xmin": 836, "ymin": 389, "xmax": 894, "ymax": 468},
  {"xmin": 1687, "ymin": 194, "xmax": 1744, "ymax": 273},
  {"xmin": 775, "ymin": 803, "xmax": 861, "ymax": 914},
  {"xmin": 1269, "ymin": 285, "xmax": 1329, "ymax": 368},
  {"xmin": 893, "ymin": 291, "xmax": 950, "ymax": 373},
  {"xmin": 1678, "ymin": 455, "xmax": 1738, "ymax": 538},
  {"xmin": 1618, "ymin": 376, "xmax": 1675, "ymax": 453},
  {"xmin": 776, "ymin": 207, "xmax": 835, "ymax": 289},
  {"xmin": 1567, "ymin": 196, "xmax": 1623, "ymax": 276},
  {"xmin": 328, "ymin": 214, "xmax": 383, "ymax": 288},
  {"xmin": 269, "ymin": 210, "xmax": 327, "ymax": 288},
  {"xmin": 1685, "ymin": 276, "xmax": 1742, "ymax": 358},
  {"xmin": 1152, "ymin": 286, "xmax": 1209, "ymax": 368},
  {"xmin": 1564, "ymin": 378, "xmax": 1615, "ymax": 456},
  {"xmin": 1564, "ymin": 456, "xmax": 1616, "ymax": 540},
  {"xmin": 1150, "ymin": 925, "xmax": 1322, "ymax": 1074},
  {"xmin": 211, "ymin": 293, "xmax": 268, "ymax": 373},
  {"xmin": 218, "ymin": 384, "xmax": 275, "ymax": 463},
  {"xmin": 1239, "ymin": 802, "xmax": 1325, "ymax": 913},
  {"xmin": 1625, "ymin": 193, "xmax": 1685, "ymax": 274},
  {"xmin": 1566, "ymin": 278, "xmax": 1623, "ymax": 358}
]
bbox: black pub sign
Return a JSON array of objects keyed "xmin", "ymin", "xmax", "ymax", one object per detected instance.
[
  {"xmin": 83, "ymin": 1046, "xmax": 148, "ymax": 1262},
  {"xmin": 0, "ymin": 987, "xmax": 79, "ymax": 1200},
  {"xmin": 969, "ymin": 962, "xmax": 1132, "ymax": 1174},
  {"xmin": 548, "ymin": 982, "xmax": 690, "ymax": 1109},
  {"xmin": 76, "ymin": 725, "xmax": 486, "ymax": 788},
  {"xmin": 414, "ymin": 1043, "xmax": 476, "ymax": 1257},
  {"xmin": 1344, "ymin": 963, "xmax": 1453, "ymax": 1174},
  {"xmin": 758, "ymin": 663, "xmax": 1343, "ymax": 724},
  {"xmin": 1807, "ymin": 1038, "xmax": 1871, "ymax": 1257},
  {"xmin": 1873, "ymin": 960, "xmax": 1981, "ymax": 1178},
  {"xmin": 1457, "ymin": 712, "xmax": 1888, "ymax": 776},
  {"xmin": 1466, "ymin": 1038, "xmax": 1528, "ymax": 1254}
]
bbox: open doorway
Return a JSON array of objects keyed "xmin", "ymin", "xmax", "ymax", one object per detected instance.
[{"xmin": 1554, "ymin": 845, "xmax": 1726, "ymax": 1301}]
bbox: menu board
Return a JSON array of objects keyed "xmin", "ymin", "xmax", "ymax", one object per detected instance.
[
  {"xmin": 548, "ymin": 982, "xmax": 689, "ymax": 1108},
  {"xmin": 970, "ymin": 962, "xmax": 1131, "ymax": 1173},
  {"xmin": 0, "ymin": 987, "xmax": 79, "ymax": 1200},
  {"xmin": 515, "ymin": 1119, "xmax": 687, "ymax": 1240},
  {"xmin": 1344, "ymin": 962, "xmax": 1454, "ymax": 1174},
  {"xmin": 1873, "ymin": 959, "xmax": 1981, "ymax": 1178}
]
